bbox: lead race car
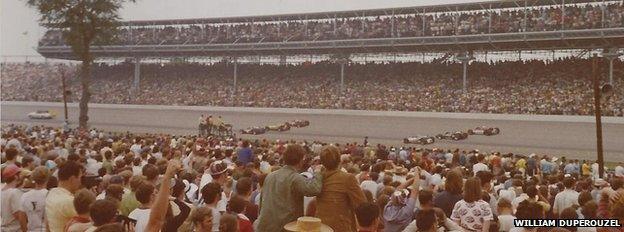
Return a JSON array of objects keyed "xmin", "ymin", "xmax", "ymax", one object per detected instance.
[
  {"xmin": 403, "ymin": 135, "xmax": 435, "ymax": 145},
  {"xmin": 265, "ymin": 123, "xmax": 291, "ymax": 132},
  {"xmin": 467, "ymin": 126, "xmax": 500, "ymax": 136},
  {"xmin": 435, "ymin": 131, "xmax": 469, "ymax": 141},
  {"xmin": 240, "ymin": 127, "xmax": 267, "ymax": 135},
  {"xmin": 285, "ymin": 119, "xmax": 310, "ymax": 128},
  {"xmin": 27, "ymin": 110, "xmax": 56, "ymax": 119}
]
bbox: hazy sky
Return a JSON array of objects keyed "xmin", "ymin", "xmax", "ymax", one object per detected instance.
[{"xmin": 0, "ymin": 0, "xmax": 474, "ymax": 59}]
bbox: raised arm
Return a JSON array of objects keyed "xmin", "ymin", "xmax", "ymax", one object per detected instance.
[
  {"xmin": 145, "ymin": 159, "xmax": 181, "ymax": 232},
  {"xmin": 293, "ymin": 172, "xmax": 323, "ymax": 197}
]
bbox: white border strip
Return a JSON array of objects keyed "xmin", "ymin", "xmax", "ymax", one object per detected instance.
[{"xmin": 3, "ymin": 101, "xmax": 623, "ymax": 124}]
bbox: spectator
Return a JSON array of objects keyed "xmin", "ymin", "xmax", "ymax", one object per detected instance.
[
  {"xmin": 315, "ymin": 145, "xmax": 367, "ymax": 232},
  {"xmin": 120, "ymin": 175, "xmax": 145, "ymax": 216},
  {"xmin": 450, "ymin": 177, "xmax": 493, "ymax": 231},
  {"xmin": 233, "ymin": 177, "xmax": 258, "ymax": 223},
  {"xmin": 433, "ymin": 168, "xmax": 463, "ymax": 217},
  {"xmin": 20, "ymin": 166, "xmax": 49, "ymax": 232},
  {"xmin": 128, "ymin": 183, "xmax": 156, "ymax": 232},
  {"xmin": 218, "ymin": 213, "xmax": 238, "ymax": 232},
  {"xmin": 46, "ymin": 161, "xmax": 84, "ymax": 232},
  {"xmin": 226, "ymin": 195, "xmax": 252, "ymax": 232},
  {"xmin": 355, "ymin": 202, "xmax": 380, "ymax": 232},
  {"xmin": 236, "ymin": 141, "xmax": 253, "ymax": 166},
  {"xmin": 189, "ymin": 207, "xmax": 214, "ymax": 232},
  {"xmin": 201, "ymin": 183, "xmax": 223, "ymax": 232},
  {"xmin": 415, "ymin": 209, "xmax": 438, "ymax": 232},
  {"xmin": 497, "ymin": 198, "xmax": 516, "ymax": 232},
  {"xmin": 553, "ymin": 176, "xmax": 580, "ymax": 217},
  {"xmin": 383, "ymin": 174, "xmax": 420, "ymax": 232},
  {"xmin": 163, "ymin": 179, "xmax": 191, "ymax": 232},
  {"xmin": 86, "ymin": 199, "xmax": 119, "ymax": 232},
  {"xmin": 65, "ymin": 189, "xmax": 97, "ymax": 232},
  {"xmin": 2, "ymin": 164, "xmax": 28, "ymax": 232},
  {"xmin": 256, "ymin": 144, "xmax": 323, "ymax": 232}
]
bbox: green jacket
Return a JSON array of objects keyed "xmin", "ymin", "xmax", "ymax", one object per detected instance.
[{"xmin": 256, "ymin": 165, "xmax": 323, "ymax": 232}]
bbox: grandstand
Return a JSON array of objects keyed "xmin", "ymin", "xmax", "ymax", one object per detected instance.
[{"xmin": 35, "ymin": 0, "xmax": 623, "ymax": 97}]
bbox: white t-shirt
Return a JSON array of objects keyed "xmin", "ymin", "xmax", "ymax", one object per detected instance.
[
  {"xmin": 498, "ymin": 214, "xmax": 516, "ymax": 232},
  {"xmin": 132, "ymin": 165, "xmax": 143, "ymax": 176},
  {"xmin": 429, "ymin": 173, "xmax": 443, "ymax": 188},
  {"xmin": 209, "ymin": 206, "xmax": 220, "ymax": 232},
  {"xmin": 615, "ymin": 165, "xmax": 624, "ymax": 178},
  {"xmin": 130, "ymin": 144, "xmax": 142, "ymax": 155},
  {"xmin": 85, "ymin": 159, "xmax": 102, "ymax": 175},
  {"xmin": 473, "ymin": 162, "xmax": 490, "ymax": 175},
  {"xmin": 20, "ymin": 188, "xmax": 48, "ymax": 232},
  {"xmin": 360, "ymin": 180, "xmax": 379, "ymax": 198},
  {"xmin": 128, "ymin": 208, "xmax": 151, "ymax": 232},
  {"xmin": 553, "ymin": 189, "xmax": 580, "ymax": 215},
  {"xmin": 2, "ymin": 188, "xmax": 24, "ymax": 231}
]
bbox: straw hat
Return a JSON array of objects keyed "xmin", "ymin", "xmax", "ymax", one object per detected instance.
[{"xmin": 284, "ymin": 217, "xmax": 333, "ymax": 232}]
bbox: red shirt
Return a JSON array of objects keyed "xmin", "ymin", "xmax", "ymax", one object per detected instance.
[{"xmin": 237, "ymin": 214, "xmax": 253, "ymax": 232}]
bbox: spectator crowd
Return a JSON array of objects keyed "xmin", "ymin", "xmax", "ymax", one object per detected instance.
[
  {"xmin": 2, "ymin": 124, "xmax": 624, "ymax": 232},
  {"xmin": 2, "ymin": 58, "xmax": 623, "ymax": 116},
  {"xmin": 38, "ymin": 3, "xmax": 624, "ymax": 46}
]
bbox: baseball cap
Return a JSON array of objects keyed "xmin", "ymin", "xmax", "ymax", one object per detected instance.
[{"xmin": 2, "ymin": 164, "xmax": 21, "ymax": 179}]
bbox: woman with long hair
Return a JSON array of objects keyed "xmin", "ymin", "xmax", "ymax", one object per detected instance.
[
  {"xmin": 450, "ymin": 177, "xmax": 493, "ymax": 232},
  {"xmin": 434, "ymin": 168, "xmax": 463, "ymax": 217}
]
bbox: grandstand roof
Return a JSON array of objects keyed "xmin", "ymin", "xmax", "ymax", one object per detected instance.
[{"xmin": 122, "ymin": 0, "xmax": 604, "ymax": 26}]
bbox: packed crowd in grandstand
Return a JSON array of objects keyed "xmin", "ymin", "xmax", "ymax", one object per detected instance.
[
  {"xmin": 38, "ymin": 3, "xmax": 623, "ymax": 46},
  {"xmin": 1, "ymin": 124, "xmax": 624, "ymax": 232},
  {"xmin": 2, "ymin": 58, "xmax": 623, "ymax": 116}
]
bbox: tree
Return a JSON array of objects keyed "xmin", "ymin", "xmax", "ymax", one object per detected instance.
[{"xmin": 27, "ymin": 0, "xmax": 134, "ymax": 129}]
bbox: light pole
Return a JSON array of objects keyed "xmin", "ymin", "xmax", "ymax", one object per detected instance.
[
  {"xmin": 602, "ymin": 48, "xmax": 622, "ymax": 87},
  {"xmin": 456, "ymin": 52, "xmax": 474, "ymax": 93}
]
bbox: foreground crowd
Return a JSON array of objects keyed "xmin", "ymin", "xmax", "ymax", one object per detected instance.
[
  {"xmin": 2, "ymin": 58, "xmax": 623, "ymax": 116},
  {"xmin": 38, "ymin": 3, "xmax": 624, "ymax": 46},
  {"xmin": 2, "ymin": 124, "xmax": 624, "ymax": 232}
]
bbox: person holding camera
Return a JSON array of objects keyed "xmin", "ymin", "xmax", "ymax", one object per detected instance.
[{"xmin": 382, "ymin": 168, "xmax": 421, "ymax": 232}]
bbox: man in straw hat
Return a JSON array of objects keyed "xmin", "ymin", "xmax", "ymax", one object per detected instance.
[{"xmin": 256, "ymin": 144, "xmax": 323, "ymax": 232}]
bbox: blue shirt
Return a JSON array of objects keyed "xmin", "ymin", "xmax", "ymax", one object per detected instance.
[
  {"xmin": 541, "ymin": 161, "xmax": 555, "ymax": 174},
  {"xmin": 237, "ymin": 147, "xmax": 253, "ymax": 165}
]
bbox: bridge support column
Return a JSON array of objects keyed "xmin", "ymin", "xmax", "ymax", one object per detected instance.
[
  {"xmin": 456, "ymin": 52, "xmax": 474, "ymax": 93},
  {"xmin": 333, "ymin": 54, "xmax": 350, "ymax": 108},
  {"xmin": 133, "ymin": 57, "xmax": 141, "ymax": 94},
  {"xmin": 340, "ymin": 60, "xmax": 345, "ymax": 95},
  {"xmin": 233, "ymin": 57, "xmax": 238, "ymax": 96},
  {"xmin": 602, "ymin": 48, "xmax": 621, "ymax": 87}
]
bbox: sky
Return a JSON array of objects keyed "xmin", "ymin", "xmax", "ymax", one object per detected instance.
[{"xmin": 0, "ymin": 0, "xmax": 474, "ymax": 60}]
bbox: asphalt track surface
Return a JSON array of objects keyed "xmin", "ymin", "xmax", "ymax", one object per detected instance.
[{"xmin": 1, "ymin": 101, "xmax": 623, "ymax": 162}]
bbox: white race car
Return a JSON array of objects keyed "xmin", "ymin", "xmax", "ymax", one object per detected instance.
[
  {"xmin": 403, "ymin": 135, "xmax": 435, "ymax": 145},
  {"xmin": 27, "ymin": 110, "xmax": 56, "ymax": 119},
  {"xmin": 467, "ymin": 126, "xmax": 500, "ymax": 136}
]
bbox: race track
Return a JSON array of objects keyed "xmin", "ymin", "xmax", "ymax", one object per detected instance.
[{"xmin": 2, "ymin": 101, "xmax": 623, "ymax": 162}]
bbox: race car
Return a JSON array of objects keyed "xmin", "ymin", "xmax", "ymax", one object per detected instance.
[
  {"xmin": 240, "ymin": 127, "xmax": 267, "ymax": 135},
  {"xmin": 27, "ymin": 110, "xmax": 56, "ymax": 119},
  {"xmin": 467, "ymin": 126, "xmax": 500, "ymax": 136},
  {"xmin": 285, "ymin": 119, "xmax": 310, "ymax": 128},
  {"xmin": 403, "ymin": 136, "xmax": 435, "ymax": 145},
  {"xmin": 435, "ymin": 131, "xmax": 469, "ymax": 141},
  {"xmin": 265, "ymin": 123, "xmax": 291, "ymax": 132}
]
